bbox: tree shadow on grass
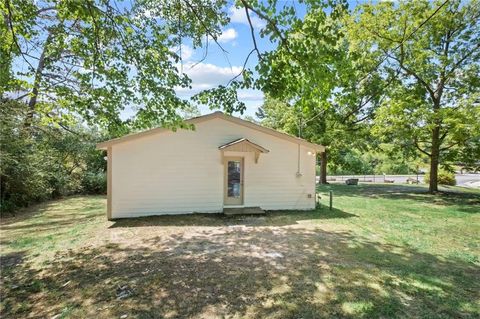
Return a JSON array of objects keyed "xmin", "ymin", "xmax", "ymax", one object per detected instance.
[
  {"xmin": 108, "ymin": 207, "xmax": 357, "ymax": 229},
  {"xmin": 1, "ymin": 228, "xmax": 479, "ymax": 318},
  {"xmin": 319, "ymin": 184, "xmax": 480, "ymax": 214},
  {"xmin": 0, "ymin": 251, "xmax": 26, "ymax": 268}
]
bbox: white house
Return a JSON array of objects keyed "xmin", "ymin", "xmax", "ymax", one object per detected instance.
[{"xmin": 97, "ymin": 111, "xmax": 324, "ymax": 219}]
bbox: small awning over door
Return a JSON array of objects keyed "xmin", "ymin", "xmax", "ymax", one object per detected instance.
[{"xmin": 218, "ymin": 138, "xmax": 269, "ymax": 163}]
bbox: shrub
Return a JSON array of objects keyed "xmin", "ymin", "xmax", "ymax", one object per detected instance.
[
  {"xmin": 81, "ymin": 172, "xmax": 107, "ymax": 194},
  {"xmin": 424, "ymin": 170, "xmax": 456, "ymax": 186}
]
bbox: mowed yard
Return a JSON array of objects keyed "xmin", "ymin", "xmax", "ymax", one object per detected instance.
[{"xmin": 1, "ymin": 184, "xmax": 479, "ymax": 318}]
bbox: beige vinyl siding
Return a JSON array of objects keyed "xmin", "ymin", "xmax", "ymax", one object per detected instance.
[
  {"xmin": 111, "ymin": 130, "xmax": 223, "ymax": 218},
  {"xmin": 110, "ymin": 117, "xmax": 316, "ymax": 218},
  {"xmin": 226, "ymin": 147, "xmax": 315, "ymax": 210}
]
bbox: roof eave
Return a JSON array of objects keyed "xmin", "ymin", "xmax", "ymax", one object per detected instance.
[
  {"xmin": 311, "ymin": 144, "xmax": 326, "ymax": 152},
  {"xmin": 95, "ymin": 112, "xmax": 326, "ymax": 152},
  {"xmin": 218, "ymin": 138, "xmax": 270, "ymax": 153},
  {"xmin": 96, "ymin": 142, "xmax": 109, "ymax": 150}
]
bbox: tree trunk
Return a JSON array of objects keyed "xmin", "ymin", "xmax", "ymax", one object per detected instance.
[
  {"xmin": 320, "ymin": 150, "xmax": 328, "ymax": 184},
  {"xmin": 429, "ymin": 125, "xmax": 440, "ymax": 193},
  {"xmin": 428, "ymin": 76, "xmax": 443, "ymax": 193},
  {"xmin": 24, "ymin": 33, "xmax": 52, "ymax": 128}
]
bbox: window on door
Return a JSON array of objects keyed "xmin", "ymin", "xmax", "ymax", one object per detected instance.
[
  {"xmin": 224, "ymin": 157, "xmax": 243, "ymax": 206},
  {"xmin": 227, "ymin": 160, "xmax": 241, "ymax": 198}
]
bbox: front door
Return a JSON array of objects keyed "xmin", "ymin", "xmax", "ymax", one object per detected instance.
[{"xmin": 224, "ymin": 157, "xmax": 244, "ymax": 205}]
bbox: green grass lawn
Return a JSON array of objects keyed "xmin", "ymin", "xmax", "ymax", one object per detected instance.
[{"xmin": 1, "ymin": 184, "xmax": 479, "ymax": 318}]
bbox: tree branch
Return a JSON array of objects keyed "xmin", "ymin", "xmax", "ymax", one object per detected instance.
[
  {"xmin": 239, "ymin": 0, "xmax": 291, "ymax": 53},
  {"xmin": 384, "ymin": 48, "xmax": 437, "ymax": 101},
  {"xmin": 243, "ymin": 4, "xmax": 261, "ymax": 60},
  {"xmin": 4, "ymin": 0, "xmax": 36, "ymax": 72},
  {"xmin": 444, "ymin": 42, "xmax": 480, "ymax": 81},
  {"xmin": 439, "ymin": 142, "xmax": 460, "ymax": 151},
  {"xmin": 181, "ymin": 0, "xmax": 228, "ymax": 54},
  {"xmin": 439, "ymin": 129, "xmax": 449, "ymax": 141},
  {"xmin": 357, "ymin": 0, "xmax": 449, "ymax": 86},
  {"xmin": 227, "ymin": 48, "xmax": 256, "ymax": 85},
  {"xmin": 35, "ymin": 6, "xmax": 56, "ymax": 15},
  {"xmin": 44, "ymin": 112, "xmax": 81, "ymax": 135},
  {"xmin": 414, "ymin": 137, "xmax": 432, "ymax": 156},
  {"xmin": 189, "ymin": 35, "xmax": 209, "ymax": 68}
]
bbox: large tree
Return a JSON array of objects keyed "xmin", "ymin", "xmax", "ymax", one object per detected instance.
[
  {"xmin": 1, "ymin": 0, "xmax": 231, "ymax": 134},
  {"xmin": 245, "ymin": 0, "xmax": 382, "ymax": 183},
  {"xmin": 244, "ymin": 1, "xmax": 342, "ymax": 183},
  {"xmin": 350, "ymin": 0, "xmax": 480, "ymax": 192}
]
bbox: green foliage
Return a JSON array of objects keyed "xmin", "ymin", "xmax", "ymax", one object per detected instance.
[
  {"xmin": 0, "ymin": 99, "xmax": 107, "ymax": 214},
  {"xmin": 256, "ymin": 96, "xmax": 300, "ymax": 135},
  {"xmin": 257, "ymin": 97, "xmax": 416, "ymax": 175},
  {"xmin": 424, "ymin": 170, "xmax": 456, "ymax": 186},
  {"xmin": 3, "ymin": 0, "xmax": 231, "ymax": 133},
  {"xmin": 254, "ymin": 0, "xmax": 478, "ymax": 190},
  {"xmin": 193, "ymin": 83, "xmax": 246, "ymax": 115},
  {"xmin": 363, "ymin": 144, "xmax": 426, "ymax": 175},
  {"xmin": 252, "ymin": 2, "xmax": 388, "ymax": 183},
  {"xmin": 81, "ymin": 172, "xmax": 107, "ymax": 195},
  {"xmin": 327, "ymin": 149, "xmax": 373, "ymax": 175},
  {"xmin": 255, "ymin": 1, "xmax": 347, "ymax": 103},
  {"xmin": 1, "ymin": 99, "xmax": 53, "ymax": 211},
  {"xmin": 325, "ymin": 145, "xmax": 420, "ymax": 175},
  {"xmin": 350, "ymin": 0, "xmax": 480, "ymax": 191}
]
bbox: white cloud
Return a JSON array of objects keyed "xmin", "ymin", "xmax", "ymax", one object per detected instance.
[
  {"xmin": 174, "ymin": 62, "xmax": 265, "ymax": 117},
  {"xmin": 176, "ymin": 62, "xmax": 242, "ymax": 92},
  {"xmin": 217, "ymin": 28, "xmax": 238, "ymax": 43},
  {"xmin": 142, "ymin": 9, "xmax": 154, "ymax": 18},
  {"xmin": 170, "ymin": 44, "xmax": 194, "ymax": 61},
  {"xmin": 229, "ymin": 6, "xmax": 266, "ymax": 29},
  {"xmin": 175, "ymin": 63, "xmax": 264, "ymax": 107},
  {"xmin": 138, "ymin": 8, "xmax": 160, "ymax": 20},
  {"xmin": 179, "ymin": 45, "xmax": 193, "ymax": 61},
  {"xmin": 237, "ymin": 89, "xmax": 264, "ymax": 101}
]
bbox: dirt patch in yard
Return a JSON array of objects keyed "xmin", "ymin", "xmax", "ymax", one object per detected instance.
[{"xmin": 2, "ymin": 216, "xmax": 479, "ymax": 318}]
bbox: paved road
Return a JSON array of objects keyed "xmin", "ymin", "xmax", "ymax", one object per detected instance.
[
  {"xmin": 454, "ymin": 174, "xmax": 480, "ymax": 186},
  {"xmin": 317, "ymin": 174, "xmax": 480, "ymax": 188}
]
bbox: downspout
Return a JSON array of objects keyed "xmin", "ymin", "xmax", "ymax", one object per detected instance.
[
  {"xmin": 296, "ymin": 143, "xmax": 302, "ymax": 177},
  {"xmin": 297, "ymin": 117, "xmax": 302, "ymax": 177}
]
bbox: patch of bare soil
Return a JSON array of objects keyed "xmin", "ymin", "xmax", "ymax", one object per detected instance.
[{"xmin": 1, "ymin": 213, "xmax": 479, "ymax": 318}]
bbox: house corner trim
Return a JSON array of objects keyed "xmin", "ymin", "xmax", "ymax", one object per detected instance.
[{"xmin": 107, "ymin": 146, "xmax": 112, "ymax": 220}]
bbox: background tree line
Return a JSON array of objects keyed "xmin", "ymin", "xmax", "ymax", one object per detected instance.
[
  {"xmin": 0, "ymin": 98, "xmax": 108, "ymax": 213},
  {"xmin": 255, "ymin": 96, "xmax": 426, "ymax": 176}
]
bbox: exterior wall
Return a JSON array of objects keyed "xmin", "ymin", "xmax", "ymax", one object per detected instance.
[{"xmin": 110, "ymin": 117, "xmax": 316, "ymax": 218}]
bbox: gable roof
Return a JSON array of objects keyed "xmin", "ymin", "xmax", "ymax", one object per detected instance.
[
  {"xmin": 96, "ymin": 111, "xmax": 325, "ymax": 152},
  {"xmin": 218, "ymin": 138, "xmax": 270, "ymax": 153}
]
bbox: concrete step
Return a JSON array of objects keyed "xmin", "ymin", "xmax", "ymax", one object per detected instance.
[{"xmin": 223, "ymin": 207, "xmax": 265, "ymax": 216}]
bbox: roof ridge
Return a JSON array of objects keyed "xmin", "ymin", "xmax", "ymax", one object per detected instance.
[{"xmin": 97, "ymin": 112, "xmax": 325, "ymax": 152}]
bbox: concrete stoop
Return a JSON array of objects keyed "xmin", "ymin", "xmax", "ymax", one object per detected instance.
[{"xmin": 223, "ymin": 207, "xmax": 265, "ymax": 216}]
